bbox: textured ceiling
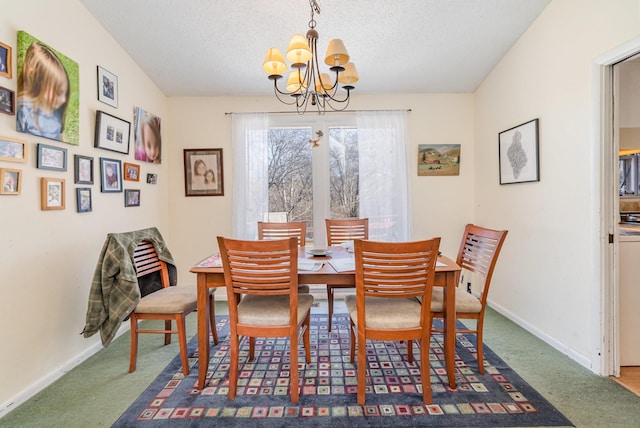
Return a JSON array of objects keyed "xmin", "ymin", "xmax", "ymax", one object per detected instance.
[{"xmin": 79, "ymin": 0, "xmax": 551, "ymax": 97}]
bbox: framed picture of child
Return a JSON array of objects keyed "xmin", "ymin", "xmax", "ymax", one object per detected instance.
[
  {"xmin": 16, "ymin": 31, "xmax": 79, "ymax": 145},
  {"xmin": 76, "ymin": 188, "xmax": 92, "ymax": 213},
  {"xmin": 133, "ymin": 107, "xmax": 161, "ymax": 164},
  {"xmin": 0, "ymin": 86, "xmax": 15, "ymax": 115},
  {"xmin": 99, "ymin": 157, "xmax": 122, "ymax": 193},
  {"xmin": 0, "ymin": 168, "xmax": 21, "ymax": 195},
  {"xmin": 183, "ymin": 148, "xmax": 224, "ymax": 197},
  {"xmin": 0, "ymin": 41, "xmax": 11, "ymax": 79},
  {"xmin": 97, "ymin": 66, "xmax": 118, "ymax": 108}
]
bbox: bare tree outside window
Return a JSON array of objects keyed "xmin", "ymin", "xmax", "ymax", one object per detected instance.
[{"xmin": 329, "ymin": 127, "xmax": 359, "ymax": 218}]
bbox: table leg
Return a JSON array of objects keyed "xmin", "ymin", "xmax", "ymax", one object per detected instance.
[
  {"xmin": 444, "ymin": 270, "xmax": 459, "ymax": 389},
  {"xmin": 197, "ymin": 273, "xmax": 210, "ymax": 390}
]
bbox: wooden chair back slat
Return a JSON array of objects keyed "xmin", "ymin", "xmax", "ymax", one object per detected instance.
[
  {"xmin": 258, "ymin": 221, "xmax": 306, "ymax": 246},
  {"xmin": 325, "ymin": 218, "xmax": 369, "ymax": 245}
]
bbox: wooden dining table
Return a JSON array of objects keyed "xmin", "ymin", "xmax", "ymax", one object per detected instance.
[{"xmin": 190, "ymin": 245, "xmax": 461, "ymax": 390}]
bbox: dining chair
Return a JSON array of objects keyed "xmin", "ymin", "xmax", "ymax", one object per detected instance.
[
  {"xmin": 129, "ymin": 240, "xmax": 218, "ymax": 376},
  {"xmin": 216, "ymin": 236, "xmax": 314, "ymax": 403},
  {"xmin": 257, "ymin": 221, "xmax": 310, "ymax": 293},
  {"xmin": 325, "ymin": 217, "xmax": 369, "ymax": 331},
  {"xmin": 344, "ymin": 237, "xmax": 441, "ymax": 405},
  {"xmin": 431, "ymin": 224, "xmax": 508, "ymax": 375}
]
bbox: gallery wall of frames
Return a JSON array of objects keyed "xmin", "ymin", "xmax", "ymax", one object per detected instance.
[{"xmin": 0, "ymin": 32, "xmax": 163, "ymax": 212}]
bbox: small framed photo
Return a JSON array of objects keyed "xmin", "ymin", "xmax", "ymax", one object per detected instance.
[
  {"xmin": 124, "ymin": 189, "xmax": 140, "ymax": 207},
  {"xmin": 498, "ymin": 118, "xmax": 540, "ymax": 185},
  {"xmin": 184, "ymin": 148, "xmax": 224, "ymax": 196},
  {"xmin": 97, "ymin": 66, "xmax": 118, "ymax": 108},
  {"xmin": 146, "ymin": 173, "xmax": 157, "ymax": 184},
  {"xmin": 0, "ymin": 168, "xmax": 21, "ymax": 195},
  {"xmin": 76, "ymin": 187, "xmax": 92, "ymax": 213},
  {"xmin": 41, "ymin": 177, "xmax": 65, "ymax": 210},
  {"xmin": 94, "ymin": 111, "xmax": 130, "ymax": 154},
  {"xmin": 37, "ymin": 143, "xmax": 67, "ymax": 171},
  {"xmin": 100, "ymin": 157, "xmax": 122, "ymax": 192},
  {"xmin": 0, "ymin": 41, "xmax": 11, "ymax": 79},
  {"xmin": 0, "ymin": 86, "xmax": 15, "ymax": 115},
  {"xmin": 74, "ymin": 155, "xmax": 94, "ymax": 184},
  {"xmin": 124, "ymin": 162, "xmax": 140, "ymax": 181},
  {"xmin": 0, "ymin": 136, "xmax": 27, "ymax": 162}
]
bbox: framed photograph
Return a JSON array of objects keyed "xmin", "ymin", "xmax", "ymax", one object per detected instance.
[
  {"xmin": 74, "ymin": 155, "xmax": 94, "ymax": 184},
  {"xmin": 97, "ymin": 66, "xmax": 118, "ymax": 108},
  {"xmin": 0, "ymin": 136, "xmax": 27, "ymax": 162},
  {"xmin": 124, "ymin": 189, "xmax": 140, "ymax": 207},
  {"xmin": 41, "ymin": 177, "xmax": 65, "ymax": 210},
  {"xmin": 76, "ymin": 187, "xmax": 92, "ymax": 213},
  {"xmin": 418, "ymin": 144, "xmax": 461, "ymax": 176},
  {"xmin": 133, "ymin": 106, "xmax": 162, "ymax": 164},
  {"xmin": 0, "ymin": 42, "xmax": 11, "ymax": 78},
  {"xmin": 0, "ymin": 86, "xmax": 14, "ymax": 115},
  {"xmin": 146, "ymin": 173, "xmax": 157, "ymax": 184},
  {"xmin": 94, "ymin": 110, "xmax": 131, "ymax": 154},
  {"xmin": 99, "ymin": 157, "xmax": 122, "ymax": 192},
  {"xmin": 184, "ymin": 148, "xmax": 224, "ymax": 196},
  {"xmin": 498, "ymin": 118, "xmax": 540, "ymax": 185},
  {"xmin": 0, "ymin": 168, "xmax": 21, "ymax": 195},
  {"xmin": 124, "ymin": 162, "xmax": 140, "ymax": 181},
  {"xmin": 17, "ymin": 31, "xmax": 79, "ymax": 145},
  {"xmin": 37, "ymin": 143, "xmax": 67, "ymax": 171}
]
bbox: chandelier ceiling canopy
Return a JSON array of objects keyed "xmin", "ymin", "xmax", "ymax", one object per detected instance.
[{"xmin": 262, "ymin": 0, "xmax": 358, "ymax": 114}]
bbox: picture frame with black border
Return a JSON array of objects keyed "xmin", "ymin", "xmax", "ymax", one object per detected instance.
[
  {"xmin": 41, "ymin": 177, "xmax": 65, "ymax": 210},
  {"xmin": 124, "ymin": 189, "xmax": 140, "ymax": 207},
  {"xmin": 0, "ymin": 41, "xmax": 12, "ymax": 79},
  {"xmin": 146, "ymin": 173, "xmax": 157, "ymax": 184},
  {"xmin": 0, "ymin": 168, "xmax": 21, "ymax": 195},
  {"xmin": 37, "ymin": 143, "xmax": 67, "ymax": 171},
  {"xmin": 74, "ymin": 154, "xmax": 94, "ymax": 185},
  {"xmin": 97, "ymin": 66, "xmax": 118, "ymax": 108},
  {"xmin": 498, "ymin": 118, "xmax": 540, "ymax": 185},
  {"xmin": 0, "ymin": 136, "xmax": 27, "ymax": 162},
  {"xmin": 0, "ymin": 86, "xmax": 15, "ymax": 115},
  {"xmin": 94, "ymin": 110, "xmax": 130, "ymax": 154},
  {"xmin": 99, "ymin": 157, "xmax": 122, "ymax": 193},
  {"xmin": 76, "ymin": 187, "xmax": 92, "ymax": 213}
]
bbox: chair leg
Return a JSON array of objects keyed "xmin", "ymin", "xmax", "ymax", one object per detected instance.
[
  {"xmin": 476, "ymin": 318, "xmax": 485, "ymax": 375},
  {"xmin": 303, "ymin": 313, "xmax": 312, "ymax": 363},
  {"xmin": 209, "ymin": 293, "xmax": 218, "ymax": 345},
  {"xmin": 290, "ymin": 331, "xmax": 299, "ymax": 403},
  {"xmin": 420, "ymin": 331, "xmax": 432, "ymax": 404},
  {"xmin": 176, "ymin": 314, "xmax": 190, "ymax": 376},
  {"xmin": 357, "ymin": 330, "xmax": 367, "ymax": 405},
  {"xmin": 228, "ymin": 332, "xmax": 239, "ymax": 399},
  {"xmin": 327, "ymin": 286, "xmax": 334, "ymax": 332},
  {"xmin": 129, "ymin": 315, "xmax": 138, "ymax": 373},
  {"xmin": 349, "ymin": 319, "xmax": 356, "ymax": 363},
  {"xmin": 164, "ymin": 320, "xmax": 172, "ymax": 345}
]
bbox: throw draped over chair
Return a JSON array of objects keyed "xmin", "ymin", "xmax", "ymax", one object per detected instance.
[
  {"xmin": 257, "ymin": 221, "xmax": 309, "ymax": 294},
  {"xmin": 431, "ymin": 224, "xmax": 508, "ymax": 375},
  {"xmin": 129, "ymin": 240, "xmax": 218, "ymax": 375},
  {"xmin": 217, "ymin": 236, "xmax": 314, "ymax": 403},
  {"xmin": 325, "ymin": 218, "xmax": 369, "ymax": 331},
  {"xmin": 345, "ymin": 238, "xmax": 441, "ymax": 405}
]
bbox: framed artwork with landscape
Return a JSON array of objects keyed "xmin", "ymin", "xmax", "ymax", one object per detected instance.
[
  {"xmin": 183, "ymin": 148, "xmax": 224, "ymax": 196},
  {"xmin": 498, "ymin": 118, "xmax": 540, "ymax": 185},
  {"xmin": 94, "ymin": 110, "xmax": 130, "ymax": 154}
]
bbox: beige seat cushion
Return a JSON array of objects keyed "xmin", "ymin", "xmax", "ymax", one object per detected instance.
[
  {"xmin": 430, "ymin": 287, "xmax": 483, "ymax": 313},
  {"xmin": 344, "ymin": 295, "xmax": 422, "ymax": 330},
  {"xmin": 237, "ymin": 294, "xmax": 314, "ymax": 326},
  {"xmin": 134, "ymin": 285, "xmax": 198, "ymax": 314},
  {"xmin": 298, "ymin": 285, "xmax": 310, "ymax": 294}
]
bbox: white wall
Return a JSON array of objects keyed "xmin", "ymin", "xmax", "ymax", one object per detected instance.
[
  {"xmin": 474, "ymin": 0, "xmax": 640, "ymax": 371},
  {"xmin": 165, "ymin": 94, "xmax": 476, "ymax": 288},
  {"xmin": 0, "ymin": 0, "xmax": 168, "ymax": 414}
]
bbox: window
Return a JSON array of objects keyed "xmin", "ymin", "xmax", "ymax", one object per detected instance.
[{"xmin": 232, "ymin": 110, "xmax": 409, "ymax": 245}]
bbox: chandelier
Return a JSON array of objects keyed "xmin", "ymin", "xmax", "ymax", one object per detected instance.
[{"xmin": 262, "ymin": 0, "xmax": 358, "ymax": 114}]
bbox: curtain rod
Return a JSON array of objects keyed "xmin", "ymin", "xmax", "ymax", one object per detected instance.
[{"xmin": 224, "ymin": 108, "xmax": 411, "ymax": 115}]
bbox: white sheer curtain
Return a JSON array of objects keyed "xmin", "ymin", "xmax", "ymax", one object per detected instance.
[
  {"xmin": 231, "ymin": 113, "xmax": 270, "ymax": 239},
  {"xmin": 357, "ymin": 110, "xmax": 411, "ymax": 241}
]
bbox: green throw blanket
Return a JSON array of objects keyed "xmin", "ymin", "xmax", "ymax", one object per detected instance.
[{"xmin": 81, "ymin": 227, "xmax": 176, "ymax": 347}]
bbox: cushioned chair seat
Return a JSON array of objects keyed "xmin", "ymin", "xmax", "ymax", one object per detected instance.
[
  {"xmin": 238, "ymin": 294, "xmax": 314, "ymax": 326},
  {"xmin": 134, "ymin": 285, "xmax": 198, "ymax": 314},
  {"xmin": 430, "ymin": 287, "xmax": 483, "ymax": 314},
  {"xmin": 344, "ymin": 295, "xmax": 422, "ymax": 330}
]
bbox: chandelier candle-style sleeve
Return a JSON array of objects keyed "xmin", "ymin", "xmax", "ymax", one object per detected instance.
[{"xmin": 262, "ymin": 0, "xmax": 359, "ymax": 114}]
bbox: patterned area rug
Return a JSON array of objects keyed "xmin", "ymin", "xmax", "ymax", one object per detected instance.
[{"xmin": 113, "ymin": 314, "xmax": 573, "ymax": 427}]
